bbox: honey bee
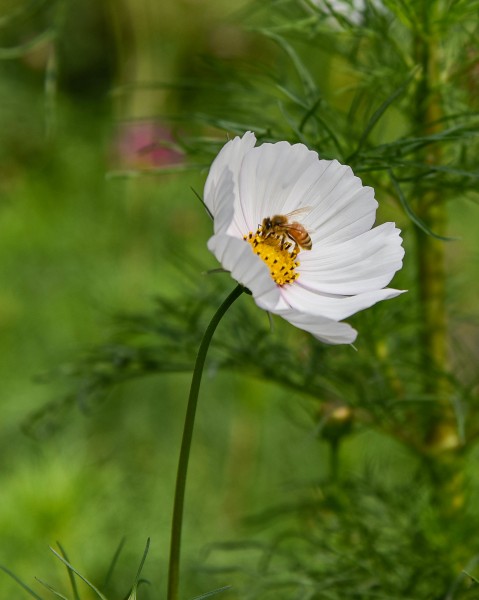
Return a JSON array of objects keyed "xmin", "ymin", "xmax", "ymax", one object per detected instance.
[{"xmin": 261, "ymin": 208, "xmax": 313, "ymax": 252}]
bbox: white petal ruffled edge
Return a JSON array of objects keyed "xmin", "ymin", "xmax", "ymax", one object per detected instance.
[
  {"xmin": 277, "ymin": 282, "xmax": 405, "ymax": 321},
  {"xmin": 203, "ymin": 132, "xmax": 256, "ymax": 235},
  {"xmin": 204, "ymin": 132, "xmax": 405, "ymax": 345},
  {"xmin": 298, "ymin": 223, "xmax": 404, "ymax": 294},
  {"xmin": 274, "ymin": 309, "xmax": 358, "ymax": 345}
]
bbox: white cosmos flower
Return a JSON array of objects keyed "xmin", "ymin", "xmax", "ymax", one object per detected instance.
[{"xmin": 204, "ymin": 132, "xmax": 405, "ymax": 345}]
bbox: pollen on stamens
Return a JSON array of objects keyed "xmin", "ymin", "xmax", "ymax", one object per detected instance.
[{"xmin": 243, "ymin": 227, "xmax": 300, "ymax": 286}]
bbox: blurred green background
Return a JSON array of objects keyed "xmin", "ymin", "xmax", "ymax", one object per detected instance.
[
  {"xmin": 0, "ymin": 1, "xmax": 304, "ymax": 597},
  {"xmin": 1, "ymin": 1, "xmax": 479, "ymax": 599}
]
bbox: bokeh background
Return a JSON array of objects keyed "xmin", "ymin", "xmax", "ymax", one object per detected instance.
[{"xmin": 1, "ymin": 1, "xmax": 479, "ymax": 599}]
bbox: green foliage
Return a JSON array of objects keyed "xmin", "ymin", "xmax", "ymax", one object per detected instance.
[
  {"xmin": 2, "ymin": 0, "xmax": 479, "ymax": 599},
  {"xmin": 201, "ymin": 477, "xmax": 479, "ymax": 599},
  {"xmin": 1, "ymin": 540, "xmax": 152, "ymax": 600}
]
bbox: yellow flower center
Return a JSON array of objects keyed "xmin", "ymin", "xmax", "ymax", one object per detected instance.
[{"xmin": 244, "ymin": 226, "xmax": 300, "ymax": 286}]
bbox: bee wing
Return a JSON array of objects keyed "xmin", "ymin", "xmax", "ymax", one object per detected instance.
[
  {"xmin": 285, "ymin": 207, "xmax": 316, "ymax": 233},
  {"xmin": 284, "ymin": 206, "xmax": 312, "ymax": 220}
]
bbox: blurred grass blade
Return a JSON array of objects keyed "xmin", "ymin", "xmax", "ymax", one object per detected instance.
[
  {"xmin": 44, "ymin": 44, "xmax": 58, "ymax": 140},
  {"xmin": 257, "ymin": 30, "xmax": 318, "ymax": 100},
  {"xmin": 299, "ymin": 97, "xmax": 345, "ymax": 157},
  {"xmin": 35, "ymin": 578, "xmax": 69, "ymax": 599},
  {"xmin": 49, "ymin": 547, "xmax": 108, "ymax": 600},
  {"xmin": 0, "ymin": 0, "xmax": 49, "ymax": 28},
  {"xmin": 0, "ymin": 565, "xmax": 44, "ymax": 599},
  {"xmin": 452, "ymin": 393, "xmax": 466, "ymax": 446},
  {"xmin": 103, "ymin": 537, "xmax": 126, "ymax": 589},
  {"xmin": 298, "ymin": 95, "xmax": 321, "ymax": 129},
  {"xmin": 132, "ymin": 538, "xmax": 150, "ymax": 586},
  {"xmin": 278, "ymin": 100, "xmax": 307, "ymax": 145},
  {"xmin": 322, "ymin": 0, "xmax": 359, "ymax": 29},
  {"xmin": 126, "ymin": 580, "xmax": 150, "ymax": 600},
  {"xmin": 56, "ymin": 542, "xmax": 81, "ymax": 600},
  {"xmin": 191, "ymin": 186, "xmax": 213, "ymax": 220},
  {"xmin": 191, "ymin": 585, "xmax": 232, "ymax": 599},
  {"xmin": 349, "ymin": 72, "xmax": 415, "ymax": 161},
  {"xmin": 0, "ymin": 29, "xmax": 55, "ymax": 59},
  {"xmin": 126, "ymin": 538, "xmax": 151, "ymax": 599},
  {"xmin": 106, "ymin": 163, "xmax": 205, "ymax": 179},
  {"xmin": 462, "ymin": 570, "xmax": 479, "ymax": 584},
  {"xmin": 389, "ymin": 170, "xmax": 456, "ymax": 241},
  {"xmin": 447, "ymin": 555, "xmax": 479, "ymax": 597}
]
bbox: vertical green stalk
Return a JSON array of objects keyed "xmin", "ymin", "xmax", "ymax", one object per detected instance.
[
  {"xmin": 167, "ymin": 284, "xmax": 244, "ymax": 600},
  {"xmin": 414, "ymin": 6, "xmax": 448, "ymax": 412},
  {"xmin": 413, "ymin": 2, "xmax": 462, "ymax": 511}
]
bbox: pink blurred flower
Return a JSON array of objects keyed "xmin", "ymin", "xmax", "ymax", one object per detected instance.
[{"xmin": 113, "ymin": 121, "xmax": 183, "ymax": 169}]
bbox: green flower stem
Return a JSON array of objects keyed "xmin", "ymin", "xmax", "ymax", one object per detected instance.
[{"xmin": 167, "ymin": 284, "xmax": 244, "ymax": 600}]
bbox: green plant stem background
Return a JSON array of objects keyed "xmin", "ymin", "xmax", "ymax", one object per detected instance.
[
  {"xmin": 167, "ymin": 285, "xmax": 243, "ymax": 600},
  {"xmin": 1, "ymin": 0, "xmax": 479, "ymax": 599}
]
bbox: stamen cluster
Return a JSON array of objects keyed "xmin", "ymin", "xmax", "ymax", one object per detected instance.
[{"xmin": 244, "ymin": 226, "xmax": 299, "ymax": 286}]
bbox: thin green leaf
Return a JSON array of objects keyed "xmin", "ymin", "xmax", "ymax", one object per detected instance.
[
  {"xmin": 273, "ymin": 82, "xmax": 309, "ymax": 109},
  {"xmin": 110, "ymin": 79, "xmax": 242, "ymax": 96},
  {"xmin": 103, "ymin": 537, "xmax": 126, "ymax": 589},
  {"xmin": 0, "ymin": 29, "xmax": 55, "ymax": 59},
  {"xmin": 257, "ymin": 30, "xmax": 318, "ymax": 100},
  {"xmin": 56, "ymin": 542, "xmax": 80, "ymax": 600},
  {"xmin": 132, "ymin": 539, "xmax": 150, "ymax": 587},
  {"xmin": 191, "ymin": 187, "xmax": 213, "ymax": 220},
  {"xmin": 44, "ymin": 45, "xmax": 58, "ymax": 140},
  {"xmin": 105, "ymin": 163, "xmax": 205, "ymax": 179},
  {"xmin": 0, "ymin": 0, "xmax": 49, "ymax": 28},
  {"xmin": 178, "ymin": 112, "xmax": 269, "ymax": 136},
  {"xmin": 360, "ymin": 124, "xmax": 479, "ymax": 161},
  {"xmin": 49, "ymin": 548, "xmax": 108, "ymax": 600},
  {"xmin": 447, "ymin": 554, "xmax": 479, "ymax": 597},
  {"xmin": 35, "ymin": 578, "xmax": 69, "ymax": 600},
  {"xmin": 389, "ymin": 170, "xmax": 457, "ymax": 241},
  {"xmin": 356, "ymin": 159, "xmax": 479, "ymax": 186},
  {"xmin": 322, "ymin": 0, "xmax": 360, "ymax": 29},
  {"xmin": 462, "ymin": 570, "xmax": 479, "ymax": 584},
  {"xmin": 299, "ymin": 98, "xmax": 345, "ymax": 157},
  {"xmin": 392, "ymin": 161, "xmax": 479, "ymax": 179},
  {"xmin": 0, "ymin": 565, "xmax": 44, "ymax": 599},
  {"xmin": 278, "ymin": 101, "xmax": 308, "ymax": 145},
  {"xmin": 191, "ymin": 585, "xmax": 232, "ymax": 600},
  {"xmin": 349, "ymin": 72, "xmax": 416, "ymax": 161},
  {"xmin": 125, "ymin": 539, "xmax": 151, "ymax": 600},
  {"xmin": 126, "ymin": 579, "xmax": 150, "ymax": 600}
]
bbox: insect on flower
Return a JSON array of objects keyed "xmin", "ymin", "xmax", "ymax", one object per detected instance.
[
  {"xmin": 261, "ymin": 208, "xmax": 313, "ymax": 253},
  {"xmin": 204, "ymin": 132, "xmax": 405, "ymax": 344}
]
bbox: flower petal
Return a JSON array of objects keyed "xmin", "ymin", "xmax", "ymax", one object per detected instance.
[
  {"xmin": 237, "ymin": 141, "xmax": 320, "ymax": 231},
  {"xmin": 280, "ymin": 282, "xmax": 405, "ymax": 321},
  {"xmin": 298, "ymin": 222, "xmax": 405, "ymax": 295},
  {"xmin": 293, "ymin": 160, "xmax": 378, "ymax": 245},
  {"xmin": 204, "ymin": 132, "xmax": 256, "ymax": 235},
  {"xmin": 274, "ymin": 308, "xmax": 358, "ymax": 345},
  {"xmin": 205, "ymin": 134, "xmax": 406, "ymax": 345},
  {"xmin": 207, "ymin": 233, "xmax": 281, "ymax": 306}
]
